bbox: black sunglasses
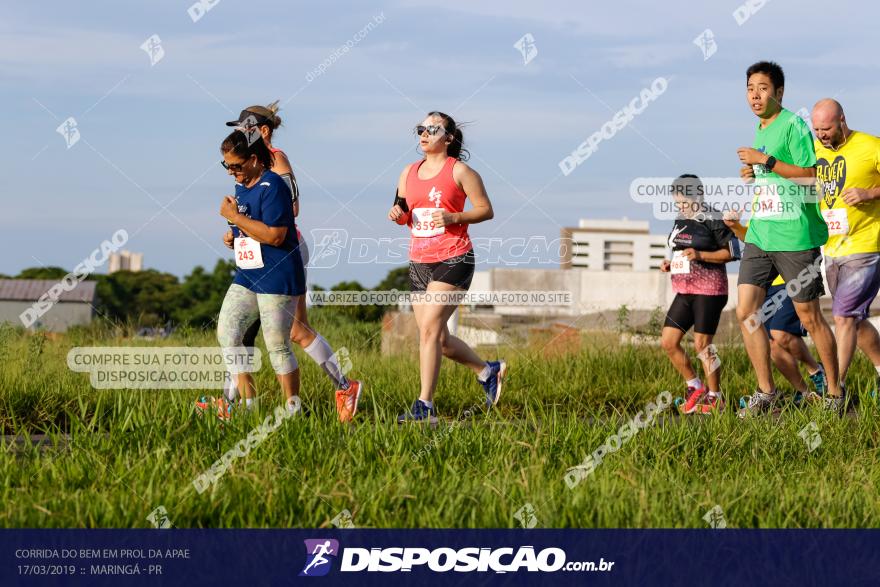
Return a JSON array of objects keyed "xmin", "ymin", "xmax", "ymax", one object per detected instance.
[
  {"xmin": 221, "ymin": 156, "xmax": 253, "ymax": 173},
  {"xmin": 414, "ymin": 125, "xmax": 446, "ymax": 136}
]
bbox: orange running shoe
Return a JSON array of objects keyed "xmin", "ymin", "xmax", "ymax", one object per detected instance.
[
  {"xmin": 335, "ymin": 380, "xmax": 363, "ymax": 422},
  {"xmin": 215, "ymin": 396, "xmax": 233, "ymax": 421},
  {"xmin": 195, "ymin": 395, "xmax": 213, "ymax": 415},
  {"xmin": 698, "ymin": 393, "xmax": 725, "ymax": 415},
  {"xmin": 680, "ymin": 385, "xmax": 706, "ymax": 415}
]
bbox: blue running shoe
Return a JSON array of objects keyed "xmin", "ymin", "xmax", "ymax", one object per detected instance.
[
  {"xmin": 397, "ymin": 399, "xmax": 438, "ymax": 425},
  {"xmin": 809, "ymin": 364, "xmax": 827, "ymax": 396},
  {"xmin": 479, "ymin": 360, "xmax": 508, "ymax": 407}
]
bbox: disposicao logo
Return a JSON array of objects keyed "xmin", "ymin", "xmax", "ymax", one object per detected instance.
[{"xmin": 300, "ymin": 539, "xmax": 339, "ymax": 577}]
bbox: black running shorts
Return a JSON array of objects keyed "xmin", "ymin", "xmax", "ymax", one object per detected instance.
[
  {"xmin": 409, "ymin": 250, "xmax": 475, "ymax": 292},
  {"xmin": 664, "ymin": 293, "xmax": 728, "ymax": 335}
]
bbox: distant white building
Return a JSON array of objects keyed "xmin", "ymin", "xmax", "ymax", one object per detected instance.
[
  {"xmin": 561, "ymin": 218, "xmax": 667, "ymax": 272},
  {"xmin": 108, "ymin": 251, "xmax": 144, "ymax": 273}
]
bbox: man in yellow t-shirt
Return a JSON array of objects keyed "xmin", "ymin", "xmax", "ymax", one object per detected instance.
[{"xmin": 814, "ymin": 98, "xmax": 880, "ymax": 393}]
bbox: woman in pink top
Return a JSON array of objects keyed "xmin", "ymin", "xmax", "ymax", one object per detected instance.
[
  {"xmin": 216, "ymin": 102, "xmax": 363, "ymax": 422},
  {"xmin": 388, "ymin": 111, "xmax": 507, "ymax": 424}
]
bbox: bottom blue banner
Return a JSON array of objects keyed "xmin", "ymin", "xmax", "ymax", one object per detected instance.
[{"xmin": 2, "ymin": 529, "xmax": 879, "ymax": 585}]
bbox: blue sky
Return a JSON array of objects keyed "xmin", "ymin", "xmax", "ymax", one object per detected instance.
[{"xmin": 4, "ymin": 0, "xmax": 878, "ymax": 287}]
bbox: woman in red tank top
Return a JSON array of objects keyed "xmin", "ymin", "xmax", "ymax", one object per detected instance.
[
  {"xmin": 388, "ymin": 111, "xmax": 507, "ymax": 424},
  {"xmin": 215, "ymin": 102, "xmax": 363, "ymax": 422}
]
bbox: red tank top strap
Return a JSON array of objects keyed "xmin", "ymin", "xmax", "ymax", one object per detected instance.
[
  {"xmin": 406, "ymin": 159, "xmax": 422, "ymax": 183},
  {"xmin": 439, "ymin": 156, "xmax": 456, "ymax": 181}
]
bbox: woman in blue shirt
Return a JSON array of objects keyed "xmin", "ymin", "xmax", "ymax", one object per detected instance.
[{"xmin": 216, "ymin": 130, "xmax": 306, "ymax": 416}]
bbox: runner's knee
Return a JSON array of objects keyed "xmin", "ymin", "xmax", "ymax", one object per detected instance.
[
  {"xmin": 772, "ymin": 331, "xmax": 794, "ymax": 350},
  {"xmin": 265, "ymin": 337, "xmax": 298, "ymax": 374},
  {"xmin": 290, "ymin": 320, "xmax": 314, "ymax": 345},
  {"xmin": 798, "ymin": 312, "xmax": 821, "ymax": 333},
  {"xmin": 736, "ymin": 303, "xmax": 757, "ymax": 323},
  {"xmin": 419, "ymin": 321, "xmax": 444, "ymax": 343},
  {"xmin": 834, "ymin": 314, "xmax": 855, "ymax": 329},
  {"xmin": 438, "ymin": 331, "xmax": 455, "ymax": 356},
  {"xmin": 660, "ymin": 333, "xmax": 680, "ymax": 354}
]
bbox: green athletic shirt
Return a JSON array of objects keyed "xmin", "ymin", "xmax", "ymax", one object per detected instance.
[{"xmin": 744, "ymin": 108, "xmax": 827, "ymax": 251}]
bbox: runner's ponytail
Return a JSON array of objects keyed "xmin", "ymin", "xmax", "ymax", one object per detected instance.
[{"xmin": 264, "ymin": 100, "xmax": 283, "ymax": 130}]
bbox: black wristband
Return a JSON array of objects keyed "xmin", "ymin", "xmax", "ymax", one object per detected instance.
[
  {"xmin": 393, "ymin": 190, "xmax": 409, "ymax": 213},
  {"xmin": 765, "ymin": 155, "xmax": 777, "ymax": 171}
]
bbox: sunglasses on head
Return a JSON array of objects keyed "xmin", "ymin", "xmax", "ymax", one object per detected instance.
[{"xmin": 414, "ymin": 125, "xmax": 446, "ymax": 136}]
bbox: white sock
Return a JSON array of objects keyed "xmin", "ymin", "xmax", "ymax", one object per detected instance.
[
  {"xmin": 420, "ymin": 399, "xmax": 434, "ymax": 409},
  {"xmin": 707, "ymin": 390, "xmax": 719, "ymax": 398},
  {"xmin": 223, "ymin": 373, "xmax": 238, "ymax": 402},
  {"xmin": 304, "ymin": 334, "xmax": 348, "ymax": 389},
  {"xmin": 286, "ymin": 396, "xmax": 301, "ymax": 413},
  {"xmin": 477, "ymin": 363, "xmax": 492, "ymax": 382},
  {"xmin": 245, "ymin": 397, "xmax": 255, "ymax": 410},
  {"xmin": 686, "ymin": 378, "xmax": 702, "ymax": 390},
  {"xmin": 874, "ymin": 365, "xmax": 880, "ymax": 376}
]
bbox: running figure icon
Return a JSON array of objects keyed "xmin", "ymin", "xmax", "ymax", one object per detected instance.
[{"xmin": 302, "ymin": 540, "xmax": 337, "ymax": 575}]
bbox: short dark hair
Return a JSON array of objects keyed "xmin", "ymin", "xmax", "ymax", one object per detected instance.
[
  {"xmin": 746, "ymin": 61, "xmax": 784, "ymax": 90},
  {"xmin": 220, "ymin": 130, "xmax": 274, "ymax": 170},
  {"xmin": 671, "ymin": 173, "xmax": 704, "ymax": 201}
]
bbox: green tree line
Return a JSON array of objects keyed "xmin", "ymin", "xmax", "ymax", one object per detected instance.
[{"xmin": 9, "ymin": 263, "xmax": 410, "ymax": 326}]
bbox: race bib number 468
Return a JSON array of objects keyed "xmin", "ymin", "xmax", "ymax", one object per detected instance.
[
  {"xmin": 670, "ymin": 250, "xmax": 690, "ymax": 274},
  {"xmin": 411, "ymin": 207, "xmax": 445, "ymax": 238}
]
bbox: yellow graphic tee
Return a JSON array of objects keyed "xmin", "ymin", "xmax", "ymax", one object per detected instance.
[{"xmin": 816, "ymin": 131, "xmax": 880, "ymax": 257}]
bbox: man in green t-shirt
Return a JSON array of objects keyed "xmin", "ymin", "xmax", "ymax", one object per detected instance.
[{"xmin": 734, "ymin": 61, "xmax": 844, "ymax": 416}]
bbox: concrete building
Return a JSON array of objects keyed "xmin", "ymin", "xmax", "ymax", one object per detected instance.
[
  {"xmin": 108, "ymin": 251, "xmax": 143, "ymax": 273},
  {"xmin": 0, "ymin": 279, "xmax": 97, "ymax": 332},
  {"xmin": 560, "ymin": 218, "xmax": 667, "ymax": 271}
]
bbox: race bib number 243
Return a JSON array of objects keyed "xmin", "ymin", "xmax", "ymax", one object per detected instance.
[{"xmin": 234, "ymin": 237, "xmax": 264, "ymax": 269}]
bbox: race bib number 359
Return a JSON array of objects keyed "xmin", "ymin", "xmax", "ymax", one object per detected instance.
[
  {"xmin": 234, "ymin": 237, "xmax": 264, "ymax": 269},
  {"xmin": 411, "ymin": 207, "xmax": 445, "ymax": 238}
]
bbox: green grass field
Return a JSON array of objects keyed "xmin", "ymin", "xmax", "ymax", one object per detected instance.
[{"xmin": 3, "ymin": 315, "xmax": 880, "ymax": 528}]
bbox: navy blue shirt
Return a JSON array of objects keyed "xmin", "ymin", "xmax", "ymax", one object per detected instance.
[{"xmin": 231, "ymin": 170, "xmax": 305, "ymax": 296}]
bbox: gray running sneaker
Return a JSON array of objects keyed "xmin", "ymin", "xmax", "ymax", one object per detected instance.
[
  {"xmin": 823, "ymin": 386, "xmax": 846, "ymax": 416},
  {"xmin": 737, "ymin": 389, "xmax": 778, "ymax": 418},
  {"xmin": 823, "ymin": 395, "xmax": 845, "ymax": 416}
]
